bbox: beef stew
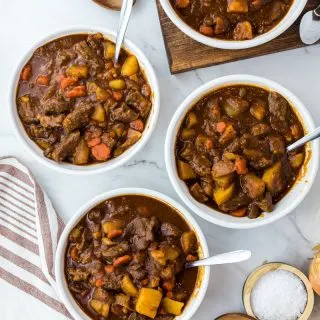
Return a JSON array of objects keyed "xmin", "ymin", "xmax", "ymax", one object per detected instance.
[
  {"xmin": 16, "ymin": 33, "xmax": 152, "ymax": 165},
  {"xmin": 175, "ymin": 85, "xmax": 306, "ymax": 219},
  {"xmin": 65, "ymin": 195, "xmax": 200, "ymax": 320},
  {"xmin": 170, "ymin": 0, "xmax": 293, "ymax": 40}
]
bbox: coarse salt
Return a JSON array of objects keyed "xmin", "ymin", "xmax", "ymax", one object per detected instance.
[{"xmin": 251, "ymin": 269, "xmax": 307, "ymax": 320}]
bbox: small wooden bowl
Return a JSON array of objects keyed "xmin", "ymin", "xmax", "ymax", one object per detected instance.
[
  {"xmin": 216, "ymin": 314, "xmax": 256, "ymax": 320},
  {"xmin": 243, "ymin": 263, "xmax": 314, "ymax": 320}
]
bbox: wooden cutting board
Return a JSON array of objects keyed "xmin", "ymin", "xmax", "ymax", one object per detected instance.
[{"xmin": 156, "ymin": 0, "xmax": 319, "ymax": 74}]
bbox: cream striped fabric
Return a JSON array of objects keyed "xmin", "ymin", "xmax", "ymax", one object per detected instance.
[{"xmin": 0, "ymin": 157, "xmax": 71, "ymax": 319}]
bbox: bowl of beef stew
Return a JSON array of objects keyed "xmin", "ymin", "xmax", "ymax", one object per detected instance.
[
  {"xmin": 159, "ymin": 0, "xmax": 307, "ymax": 49},
  {"xmin": 165, "ymin": 75, "xmax": 319, "ymax": 229},
  {"xmin": 55, "ymin": 188, "xmax": 210, "ymax": 320},
  {"xmin": 10, "ymin": 27, "xmax": 159, "ymax": 174}
]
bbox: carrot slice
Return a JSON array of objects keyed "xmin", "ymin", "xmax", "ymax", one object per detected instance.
[
  {"xmin": 108, "ymin": 229, "xmax": 123, "ymax": 239},
  {"xmin": 36, "ymin": 75, "xmax": 49, "ymax": 86},
  {"xmin": 70, "ymin": 245, "xmax": 79, "ymax": 261},
  {"xmin": 60, "ymin": 76, "xmax": 77, "ymax": 90},
  {"xmin": 235, "ymin": 157, "xmax": 248, "ymax": 175},
  {"xmin": 231, "ymin": 208, "xmax": 247, "ymax": 217},
  {"xmin": 95, "ymin": 278, "xmax": 104, "ymax": 287},
  {"xmin": 113, "ymin": 255, "xmax": 132, "ymax": 268},
  {"xmin": 91, "ymin": 143, "xmax": 111, "ymax": 161},
  {"xmin": 87, "ymin": 137, "xmax": 101, "ymax": 148},
  {"xmin": 216, "ymin": 121, "xmax": 227, "ymax": 133},
  {"xmin": 186, "ymin": 254, "xmax": 197, "ymax": 262},
  {"xmin": 65, "ymin": 85, "xmax": 86, "ymax": 98},
  {"xmin": 199, "ymin": 25, "xmax": 214, "ymax": 36},
  {"xmin": 166, "ymin": 291, "xmax": 173, "ymax": 299},
  {"xmin": 130, "ymin": 119, "xmax": 144, "ymax": 132},
  {"xmin": 112, "ymin": 91, "xmax": 123, "ymax": 101},
  {"xmin": 105, "ymin": 265, "xmax": 115, "ymax": 273},
  {"xmin": 162, "ymin": 279, "xmax": 175, "ymax": 291},
  {"xmin": 21, "ymin": 65, "xmax": 32, "ymax": 81}
]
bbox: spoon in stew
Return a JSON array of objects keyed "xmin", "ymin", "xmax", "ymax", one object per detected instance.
[
  {"xmin": 286, "ymin": 126, "xmax": 320, "ymax": 152},
  {"xmin": 114, "ymin": 0, "xmax": 134, "ymax": 63},
  {"xmin": 185, "ymin": 250, "xmax": 251, "ymax": 269}
]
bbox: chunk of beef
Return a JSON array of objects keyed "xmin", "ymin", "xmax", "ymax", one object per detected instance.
[
  {"xmin": 240, "ymin": 173, "xmax": 265, "ymax": 199},
  {"xmin": 102, "ymin": 272, "xmax": 122, "ymax": 291},
  {"xmin": 63, "ymin": 102, "xmax": 93, "ymax": 133},
  {"xmin": 111, "ymin": 103, "xmax": 139, "ymax": 123},
  {"xmin": 269, "ymin": 136, "xmax": 285, "ymax": 155},
  {"xmin": 190, "ymin": 154, "xmax": 212, "ymax": 177},
  {"xmin": 268, "ymin": 1, "xmax": 286, "ymax": 22},
  {"xmin": 125, "ymin": 217, "xmax": 159, "ymax": 251},
  {"xmin": 92, "ymin": 287, "xmax": 114, "ymax": 304},
  {"xmin": 68, "ymin": 282, "xmax": 89, "ymax": 295},
  {"xmin": 212, "ymin": 159, "xmax": 235, "ymax": 177},
  {"xmin": 51, "ymin": 131, "xmax": 81, "ymax": 162},
  {"xmin": 268, "ymin": 92, "xmax": 288, "ymax": 121},
  {"xmin": 18, "ymin": 96, "xmax": 41, "ymax": 124},
  {"xmin": 125, "ymin": 89, "xmax": 151, "ymax": 118},
  {"xmin": 255, "ymin": 192, "xmax": 273, "ymax": 212},
  {"xmin": 207, "ymin": 97, "xmax": 221, "ymax": 121},
  {"xmin": 247, "ymin": 203, "xmax": 261, "ymax": 219},
  {"xmin": 28, "ymin": 125, "xmax": 52, "ymax": 139},
  {"xmin": 88, "ymin": 260, "xmax": 104, "ymax": 275},
  {"xmin": 56, "ymin": 49, "xmax": 76, "ymax": 67},
  {"xmin": 79, "ymin": 246, "xmax": 93, "ymax": 264},
  {"xmin": 220, "ymin": 192, "xmax": 250, "ymax": 212},
  {"xmin": 161, "ymin": 222, "xmax": 182, "ymax": 238},
  {"xmin": 127, "ymin": 264, "xmax": 147, "ymax": 282},
  {"xmin": 251, "ymin": 123, "xmax": 271, "ymax": 137},
  {"xmin": 226, "ymin": 138, "xmax": 241, "ymax": 153},
  {"xmin": 67, "ymin": 268, "xmax": 89, "ymax": 282},
  {"xmin": 43, "ymin": 97, "xmax": 69, "ymax": 114},
  {"xmin": 38, "ymin": 114, "xmax": 64, "ymax": 128},
  {"xmin": 223, "ymin": 97, "xmax": 249, "ymax": 117},
  {"xmin": 74, "ymin": 40, "xmax": 94, "ymax": 60},
  {"xmin": 101, "ymin": 241, "xmax": 129, "ymax": 260},
  {"xmin": 101, "ymin": 132, "xmax": 117, "ymax": 150},
  {"xmin": 190, "ymin": 183, "xmax": 209, "ymax": 203},
  {"xmin": 240, "ymin": 133, "xmax": 259, "ymax": 149},
  {"xmin": 250, "ymin": 0, "xmax": 271, "ymax": 11},
  {"xmin": 128, "ymin": 313, "xmax": 147, "ymax": 320}
]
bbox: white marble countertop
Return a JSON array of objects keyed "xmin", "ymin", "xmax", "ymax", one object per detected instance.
[{"xmin": 0, "ymin": 0, "xmax": 320, "ymax": 319}]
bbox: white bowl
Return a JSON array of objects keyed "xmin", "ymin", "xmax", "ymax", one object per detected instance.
[
  {"xmin": 55, "ymin": 188, "xmax": 210, "ymax": 320},
  {"xmin": 165, "ymin": 75, "xmax": 319, "ymax": 229},
  {"xmin": 159, "ymin": 0, "xmax": 308, "ymax": 49},
  {"xmin": 9, "ymin": 27, "xmax": 160, "ymax": 175}
]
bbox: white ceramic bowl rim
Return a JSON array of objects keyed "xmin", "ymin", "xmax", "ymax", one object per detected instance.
[
  {"xmin": 55, "ymin": 188, "xmax": 210, "ymax": 320},
  {"xmin": 165, "ymin": 74, "xmax": 319, "ymax": 229},
  {"xmin": 159, "ymin": 0, "xmax": 308, "ymax": 49},
  {"xmin": 9, "ymin": 26, "xmax": 160, "ymax": 175}
]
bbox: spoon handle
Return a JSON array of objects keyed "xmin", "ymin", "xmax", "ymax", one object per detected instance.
[
  {"xmin": 287, "ymin": 126, "xmax": 320, "ymax": 152},
  {"xmin": 114, "ymin": 0, "xmax": 134, "ymax": 63},
  {"xmin": 185, "ymin": 250, "xmax": 251, "ymax": 269}
]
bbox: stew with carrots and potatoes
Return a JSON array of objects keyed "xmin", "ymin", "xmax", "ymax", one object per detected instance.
[
  {"xmin": 65, "ymin": 195, "xmax": 200, "ymax": 320},
  {"xmin": 175, "ymin": 85, "xmax": 306, "ymax": 219},
  {"xmin": 170, "ymin": 0, "xmax": 293, "ymax": 40},
  {"xmin": 16, "ymin": 33, "xmax": 152, "ymax": 165}
]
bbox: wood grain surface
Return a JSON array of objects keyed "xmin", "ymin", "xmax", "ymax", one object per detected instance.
[{"xmin": 156, "ymin": 0, "xmax": 319, "ymax": 74}]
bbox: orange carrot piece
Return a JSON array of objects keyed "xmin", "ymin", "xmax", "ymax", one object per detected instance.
[
  {"xmin": 162, "ymin": 279, "xmax": 174, "ymax": 291},
  {"xmin": 65, "ymin": 85, "xmax": 86, "ymax": 98},
  {"xmin": 166, "ymin": 291, "xmax": 173, "ymax": 299},
  {"xmin": 91, "ymin": 143, "xmax": 111, "ymax": 161},
  {"xmin": 95, "ymin": 278, "xmax": 104, "ymax": 287},
  {"xmin": 60, "ymin": 76, "xmax": 77, "ymax": 90},
  {"xmin": 186, "ymin": 254, "xmax": 197, "ymax": 262},
  {"xmin": 199, "ymin": 25, "xmax": 214, "ymax": 36},
  {"xmin": 105, "ymin": 265, "xmax": 115, "ymax": 273},
  {"xmin": 130, "ymin": 119, "xmax": 144, "ymax": 132},
  {"xmin": 235, "ymin": 157, "xmax": 248, "ymax": 174},
  {"xmin": 141, "ymin": 278, "xmax": 149, "ymax": 286},
  {"xmin": 36, "ymin": 75, "xmax": 49, "ymax": 86},
  {"xmin": 107, "ymin": 229, "xmax": 123, "ymax": 239},
  {"xmin": 216, "ymin": 121, "xmax": 227, "ymax": 133},
  {"xmin": 113, "ymin": 255, "xmax": 132, "ymax": 268},
  {"xmin": 21, "ymin": 65, "xmax": 32, "ymax": 81},
  {"xmin": 112, "ymin": 91, "xmax": 123, "ymax": 101},
  {"xmin": 70, "ymin": 245, "xmax": 79, "ymax": 261},
  {"xmin": 87, "ymin": 137, "xmax": 101, "ymax": 148},
  {"xmin": 231, "ymin": 208, "xmax": 247, "ymax": 217}
]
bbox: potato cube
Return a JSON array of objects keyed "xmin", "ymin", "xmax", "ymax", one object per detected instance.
[
  {"xmin": 177, "ymin": 161, "xmax": 197, "ymax": 181},
  {"xmin": 213, "ymin": 183, "xmax": 235, "ymax": 206},
  {"xmin": 121, "ymin": 55, "xmax": 139, "ymax": 76},
  {"xmin": 136, "ymin": 288, "xmax": 162, "ymax": 318},
  {"xmin": 227, "ymin": 0, "xmax": 249, "ymax": 13},
  {"xmin": 121, "ymin": 274, "xmax": 138, "ymax": 297},
  {"xmin": 161, "ymin": 297, "xmax": 184, "ymax": 316}
]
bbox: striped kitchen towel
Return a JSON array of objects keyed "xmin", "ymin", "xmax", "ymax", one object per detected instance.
[{"xmin": 0, "ymin": 157, "xmax": 71, "ymax": 319}]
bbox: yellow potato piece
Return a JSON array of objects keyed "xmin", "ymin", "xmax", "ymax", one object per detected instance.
[
  {"xmin": 109, "ymin": 79, "xmax": 126, "ymax": 90},
  {"xmin": 121, "ymin": 274, "xmax": 138, "ymax": 297},
  {"xmin": 177, "ymin": 160, "xmax": 197, "ymax": 181},
  {"xmin": 213, "ymin": 183, "xmax": 235, "ymax": 206},
  {"xmin": 67, "ymin": 65, "xmax": 88, "ymax": 78},
  {"xmin": 122, "ymin": 55, "xmax": 139, "ymax": 76},
  {"xmin": 213, "ymin": 173, "xmax": 234, "ymax": 189},
  {"xmin": 161, "ymin": 297, "xmax": 184, "ymax": 316},
  {"xmin": 104, "ymin": 41, "xmax": 115, "ymax": 59},
  {"xmin": 136, "ymin": 288, "xmax": 162, "ymax": 318},
  {"xmin": 91, "ymin": 105, "xmax": 105, "ymax": 122}
]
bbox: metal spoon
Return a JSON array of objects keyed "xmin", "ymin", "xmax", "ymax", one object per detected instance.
[
  {"xmin": 92, "ymin": 0, "xmax": 135, "ymax": 11},
  {"xmin": 185, "ymin": 250, "xmax": 251, "ymax": 269},
  {"xmin": 114, "ymin": 0, "xmax": 134, "ymax": 63},
  {"xmin": 299, "ymin": 4, "xmax": 320, "ymax": 45},
  {"xmin": 287, "ymin": 126, "xmax": 320, "ymax": 152}
]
